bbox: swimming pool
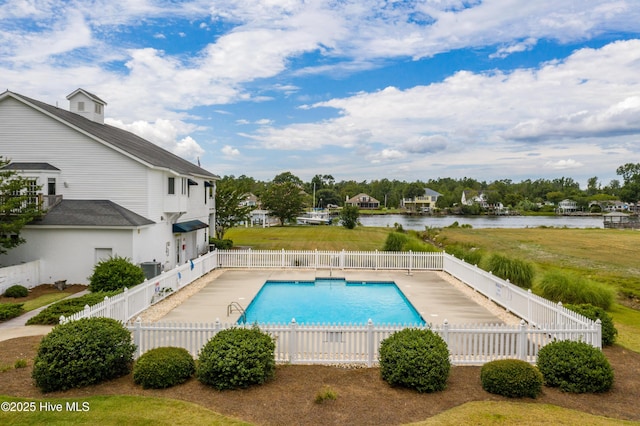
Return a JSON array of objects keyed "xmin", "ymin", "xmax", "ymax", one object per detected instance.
[{"xmin": 240, "ymin": 278, "xmax": 425, "ymax": 325}]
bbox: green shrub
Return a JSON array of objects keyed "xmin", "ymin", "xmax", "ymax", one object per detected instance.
[
  {"xmin": 4, "ymin": 285, "xmax": 28, "ymax": 298},
  {"xmin": 480, "ymin": 359, "xmax": 543, "ymax": 398},
  {"xmin": 383, "ymin": 232, "xmax": 408, "ymax": 251},
  {"xmin": 89, "ymin": 255, "xmax": 145, "ymax": 293},
  {"xmin": 484, "ymin": 253, "xmax": 534, "ymax": 289},
  {"xmin": 133, "ymin": 347, "xmax": 195, "ymax": 389},
  {"xmin": 14, "ymin": 359, "xmax": 28, "ymax": 369},
  {"xmin": 564, "ymin": 304, "xmax": 617, "ymax": 347},
  {"xmin": 536, "ymin": 340, "xmax": 614, "ymax": 393},
  {"xmin": 26, "ymin": 291, "xmax": 119, "ymax": 325},
  {"xmin": 445, "ymin": 244, "xmax": 484, "ymax": 266},
  {"xmin": 32, "ymin": 317, "xmax": 135, "ymax": 392},
  {"xmin": 0, "ymin": 303, "xmax": 24, "ymax": 321},
  {"xmin": 209, "ymin": 238, "xmax": 233, "ymax": 249},
  {"xmin": 314, "ymin": 385, "xmax": 338, "ymax": 403},
  {"xmin": 536, "ymin": 271, "xmax": 615, "ymax": 310},
  {"xmin": 379, "ymin": 328, "xmax": 451, "ymax": 393},
  {"xmin": 197, "ymin": 326, "xmax": 276, "ymax": 390}
]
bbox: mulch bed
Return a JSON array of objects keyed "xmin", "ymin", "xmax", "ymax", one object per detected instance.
[
  {"xmin": 0, "ymin": 284, "xmax": 87, "ymax": 305},
  {"xmin": 1, "ymin": 336, "xmax": 639, "ymax": 425}
]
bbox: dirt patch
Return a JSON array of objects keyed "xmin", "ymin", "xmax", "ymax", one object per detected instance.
[
  {"xmin": 0, "ymin": 284, "xmax": 87, "ymax": 304},
  {"xmin": 1, "ymin": 336, "xmax": 638, "ymax": 425}
]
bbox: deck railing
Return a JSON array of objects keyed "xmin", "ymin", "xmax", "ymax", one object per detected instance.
[{"xmin": 59, "ymin": 248, "xmax": 601, "ymax": 365}]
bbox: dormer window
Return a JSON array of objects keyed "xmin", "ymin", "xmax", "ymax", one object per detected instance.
[
  {"xmin": 77, "ymin": 102, "xmax": 85, "ymax": 112},
  {"xmin": 95, "ymin": 104, "xmax": 102, "ymax": 114}
]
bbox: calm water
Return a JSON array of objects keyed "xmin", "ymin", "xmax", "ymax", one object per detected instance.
[
  {"xmin": 241, "ymin": 279, "xmax": 425, "ymax": 325},
  {"xmin": 358, "ymin": 214, "xmax": 604, "ymax": 230}
]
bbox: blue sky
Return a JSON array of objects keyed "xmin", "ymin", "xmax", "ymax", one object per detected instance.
[{"xmin": 2, "ymin": 1, "xmax": 640, "ymax": 188}]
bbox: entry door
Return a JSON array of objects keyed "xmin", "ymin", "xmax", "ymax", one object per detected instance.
[{"xmin": 175, "ymin": 237, "xmax": 181, "ymax": 265}]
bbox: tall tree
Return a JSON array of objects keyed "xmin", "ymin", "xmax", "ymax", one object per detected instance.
[
  {"xmin": 617, "ymin": 163, "xmax": 640, "ymax": 203},
  {"xmin": 214, "ymin": 177, "xmax": 254, "ymax": 239},
  {"xmin": 0, "ymin": 157, "xmax": 42, "ymax": 255},
  {"xmin": 261, "ymin": 180, "xmax": 305, "ymax": 225},
  {"xmin": 339, "ymin": 204, "xmax": 360, "ymax": 229}
]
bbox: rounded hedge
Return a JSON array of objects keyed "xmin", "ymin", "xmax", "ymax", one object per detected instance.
[
  {"xmin": 133, "ymin": 347, "xmax": 195, "ymax": 389},
  {"xmin": 88, "ymin": 255, "xmax": 146, "ymax": 292},
  {"xmin": 379, "ymin": 328, "xmax": 451, "ymax": 393},
  {"xmin": 4, "ymin": 284, "xmax": 28, "ymax": 298},
  {"xmin": 537, "ymin": 340, "xmax": 614, "ymax": 393},
  {"xmin": 565, "ymin": 303, "xmax": 618, "ymax": 347},
  {"xmin": 480, "ymin": 359, "xmax": 543, "ymax": 398},
  {"xmin": 32, "ymin": 317, "xmax": 136, "ymax": 392},
  {"xmin": 197, "ymin": 326, "xmax": 276, "ymax": 390}
]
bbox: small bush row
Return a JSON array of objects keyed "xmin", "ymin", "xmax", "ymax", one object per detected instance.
[
  {"xmin": 0, "ymin": 303, "xmax": 24, "ymax": 321},
  {"xmin": 209, "ymin": 238, "xmax": 233, "ymax": 250},
  {"xmin": 3, "ymin": 284, "xmax": 29, "ymax": 298},
  {"xmin": 26, "ymin": 291, "xmax": 120, "ymax": 325}
]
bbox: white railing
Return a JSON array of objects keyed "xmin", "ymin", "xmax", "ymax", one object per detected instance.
[
  {"xmin": 0, "ymin": 260, "xmax": 40, "ymax": 294},
  {"xmin": 129, "ymin": 317, "xmax": 601, "ymax": 365},
  {"xmin": 61, "ymin": 248, "xmax": 602, "ymax": 364}
]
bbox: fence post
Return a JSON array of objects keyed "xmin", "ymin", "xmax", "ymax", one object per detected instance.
[
  {"xmin": 443, "ymin": 319, "xmax": 449, "ymax": 347},
  {"xmin": 409, "ymin": 250, "xmax": 413, "ymax": 275},
  {"xmin": 134, "ymin": 317, "xmax": 142, "ymax": 358},
  {"xmin": 595, "ymin": 319, "xmax": 602, "ymax": 350},
  {"xmin": 281, "ymin": 248, "xmax": 285, "ymax": 268},
  {"xmin": 83, "ymin": 304, "xmax": 91, "ymax": 319},
  {"xmin": 59, "ymin": 315, "xmax": 67, "ymax": 325},
  {"xmin": 124, "ymin": 287, "xmax": 129, "ymax": 322},
  {"xmin": 289, "ymin": 318, "xmax": 297, "ymax": 364},
  {"xmin": 517, "ymin": 320, "xmax": 527, "ymax": 361},
  {"xmin": 104, "ymin": 295, "xmax": 110, "ymax": 319},
  {"xmin": 367, "ymin": 319, "xmax": 374, "ymax": 367},
  {"xmin": 340, "ymin": 249, "xmax": 345, "ymax": 269},
  {"xmin": 527, "ymin": 289, "xmax": 532, "ymax": 324}
]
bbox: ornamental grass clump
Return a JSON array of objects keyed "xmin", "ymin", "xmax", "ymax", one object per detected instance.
[
  {"xmin": 536, "ymin": 270, "xmax": 614, "ymax": 310},
  {"xmin": 480, "ymin": 359, "xmax": 543, "ymax": 398},
  {"xmin": 379, "ymin": 328, "xmax": 451, "ymax": 393},
  {"xmin": 133, "ymin": 347, "xmax": 195, "ymax": 389},
  {"xmin": 484, "ymin": 253, "xmax": 535, "ymax": 289},
  {"xmin": 537, "ymin": 340, "xmax": 614, "ymax": 393},
  {"xmin": 197, "ymin": 326, "xmax": 275, "ymax": 390},
  {"xmin": 32, "ymin": 317, "xmax": 135, "ymax": 392}
]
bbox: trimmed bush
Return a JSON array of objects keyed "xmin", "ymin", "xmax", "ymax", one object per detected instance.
[
  {"xmin": 197, "ymin": 326, "xmax": 276, "ymax": 390},
  {"xmin": 4, "ymin": 284, "xmax": 28, "ymax": 298},
  {"xmin": 565, "ymin": 303, "xmax": 617, "ymax": 347},
  {"xmin": 209, "ymin": 238, "xmax": 233, "ymax": 249},
  {"xmin": 484, "ymin": 253, "xmax": 534, "ymax": 289},
  {"xmin": 537, "ymin": 340, "xmax": 614, "ymax": 393},
  {"xmin": 480, "ymin": 359, "xmax": 543, "ymax": 398},
  {"xmin": 26, "ymin": 291, "xmax": 119, "ymax": 325},
  {"xmin": 133, "ymin": 347, "xmax": 195, "ymax": 389},
  {"xmin": 379, "ymin": 328, "xmax": 451, "ymax": 393},
  {"xmin": 89, "ymin": 255, "xmax": 145, "ymax": 293},
  {"xmin": 32, "ymin": 317, "xmax": 135, "ymax": 392},
  {"xmin": 536, "ymin": 271, "xmax": 615, "ymax": 310},
  {"xmin": 0, "ymin": 303, "xmax": 24, "ymax": 321}
]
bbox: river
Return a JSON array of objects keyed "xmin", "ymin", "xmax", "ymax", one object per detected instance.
[{"xmin": 358, "ymin": 214, "xmax": 604, "ymax": 230}]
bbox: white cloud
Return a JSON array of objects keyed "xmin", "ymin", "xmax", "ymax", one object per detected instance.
[
  {"xmin": 221, "ymin": 145, "xmax": 240, "ymax": 156},
  {"xmin": 545, "ymin": 159, "xmax": 583, "ymax": 170}
]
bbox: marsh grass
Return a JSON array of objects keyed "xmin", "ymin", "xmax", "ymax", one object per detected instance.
[
  {"xmin": 483, "ymin": 253, "xmax": 535, "ymax": 289},
  {"xmin": 537, "ymin": 270, "xmax": 615, "ymax": 310}
]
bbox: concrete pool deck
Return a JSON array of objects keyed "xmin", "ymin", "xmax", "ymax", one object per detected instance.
[{"xmin": 157, "ymin": 270, "xmax": 510, "ymax": 325}]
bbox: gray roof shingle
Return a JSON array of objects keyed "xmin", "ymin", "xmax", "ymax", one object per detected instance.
[
  {"xmin": 31, "ymin": 200, "xmax": 155, "ymax": 227},
  {"xmin": 6, "ymin": 91, "xmax": 218, "ymax": 179}
]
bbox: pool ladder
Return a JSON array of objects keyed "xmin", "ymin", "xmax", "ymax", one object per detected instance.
[{"xmin": 227, "ymin": 301, "xmax": 247, "ymax": 323}]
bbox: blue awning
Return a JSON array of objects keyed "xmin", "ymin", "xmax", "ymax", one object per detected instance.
[{"xmin": 172, "ymin": 219, "xmax": 208, "ymax": 233}]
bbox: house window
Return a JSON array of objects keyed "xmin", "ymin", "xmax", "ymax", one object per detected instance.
[
  {"xmin": 168, "ymin": 177, "xmax": 175, "ymax": 195},
  {"xmin": 48, "ymin": 178, "xmax": 56, "ymax": 196},
  {"xmin": 94, "ymin": 104, "xmax": 103, "ymax": 114},
  {"xmin": 77, "ymin": 102, "xmax": 85, "ymax": 112}
]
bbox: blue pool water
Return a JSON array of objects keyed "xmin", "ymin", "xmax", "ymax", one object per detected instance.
[{"xmin": 240, "ymin": 279, "xmax": 425, "ymax": 325}]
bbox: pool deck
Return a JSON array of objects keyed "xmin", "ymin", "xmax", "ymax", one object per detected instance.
[{"xmin": 159, "ymin": 270, "xmax": 505, "ymax": 325}]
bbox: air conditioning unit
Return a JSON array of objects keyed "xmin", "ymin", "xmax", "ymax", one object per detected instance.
[{"xmin": 140, "ymin": 261, "xmax": 162, "ymax": 279}]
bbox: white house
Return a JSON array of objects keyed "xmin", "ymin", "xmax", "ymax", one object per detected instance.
[
  {"xmin": 401, "ymin": 188, "xmax": 441, "ymax": 213},
  {"xmin": 0, "ymin": 89, "xmax": 219, "ymax": 284},
  {"xmin": 557, "ymin": 199, "xmax": 578, "ymax": 214}
]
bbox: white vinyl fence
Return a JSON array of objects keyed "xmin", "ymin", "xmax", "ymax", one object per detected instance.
[
  {"xmin": 59, "ymin": 249, "xmax": 602, "ymax": 365},
  {"xmin": 0, "ymin": 260, "xmax": 40, "ymax": 294}
]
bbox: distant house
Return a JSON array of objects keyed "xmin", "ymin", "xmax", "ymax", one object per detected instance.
[
  {"xmin": 402, "ymin": 188, "xmax": 442, "ymax": 212},
  {"xmin": 557, "ymin": 199, "xmax": 578, "ymax": 214},
  {"xmin": 461, "ymin": 190, "xmax": 504, "ymax": 211},
  {"xmin": 240, "ymin": 193, "xmax": 259, "ymax": 208},
  {"xmin": 346, "ymin": 193, "xmax": 380, "ymax": 209},
  {"xmin": 0, "ymin": 89, "xmax": 219, "ymax": 284}
]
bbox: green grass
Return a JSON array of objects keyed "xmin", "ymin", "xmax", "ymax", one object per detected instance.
[
  {"xmin": 226, "ymin": 225, "xmax": 393, "ymax": 251},
  {"xmin": 0, "ymin": 395, "xmax": 251, "ymax": 426},
  {"xmin": 21, "ymin": 293, "xmax": 75, "ymax": 312},
  {"xmin": 408, "ymin": 401, "xmax": 639, "ymax": 425}
]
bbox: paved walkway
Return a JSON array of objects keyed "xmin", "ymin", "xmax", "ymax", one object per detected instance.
[
  {"xmin": 159, "ymin": 270, "xmax": 505, "ymax": 325},
  {"xmin": 0, "ymin": 289, "xmax": 89, "ymax": 342}
]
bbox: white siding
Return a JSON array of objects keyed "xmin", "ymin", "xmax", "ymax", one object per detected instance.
[
  {"xmin": 3, "ymin": 228, "xmax": 134, "ymax": 284},
  {"xmin": 0, "ymin": 98, "xmax": 148, "ymax": 216}
]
